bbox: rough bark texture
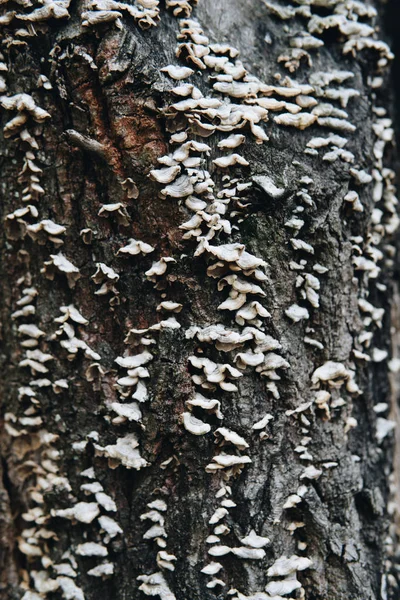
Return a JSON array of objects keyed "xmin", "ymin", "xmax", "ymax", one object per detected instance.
[{"xmin": 1, "ymin": 1, "xmax": 400, "ymax": 600}]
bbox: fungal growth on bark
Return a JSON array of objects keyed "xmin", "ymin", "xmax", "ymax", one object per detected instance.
[{"xmin": 0, "ymin": 0, "xmax": 400, "ymax": 599}]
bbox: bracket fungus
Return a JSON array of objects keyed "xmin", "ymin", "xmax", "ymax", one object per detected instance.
[
  {"xmin": 117, "ymin": 239, "xmax": 155, "ymax": 256},
  {"xmin": 182, "ymin": 412, "xmax": 211, "ymax": 435},
  {"xmin": 94, "ymin": 434, "xmax": 148, "ymax": 470},
  {"xmin": 42, "ymin": 253, "xmax": 80, "ymax": 288}
]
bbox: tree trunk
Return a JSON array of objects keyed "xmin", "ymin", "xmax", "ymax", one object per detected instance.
[{"xmin": 1, "ymin": 1, "xmax": 400, "ymax": 599}]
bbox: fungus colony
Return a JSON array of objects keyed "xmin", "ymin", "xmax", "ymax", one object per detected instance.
[{"xmin": 1, "ymin": 0, "xmax": 398, "ymax": 599}]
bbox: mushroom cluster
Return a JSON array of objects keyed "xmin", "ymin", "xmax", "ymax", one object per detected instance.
[
  {"xmin": 200, "ymin": 482, "xmax": 271, "ymax": 590},
  {"xmin": 91, "ymin": 262, "xmax": 120, "ymax": 306},
  {"xmin": 8, "ymin": 281, "xmax": 89, "ymax": 600},
  {"xmin": 42, "ymin": 253, "xmax": 81, "ymax": 289},
  {"xmin": 82, "ymin": 0, "xmax": 160, "ymax": 30},
  {"xmin": 348, "ymin": 107, "xmax": 398, "ymax": 443},
  {"xmin": 52, "ymin": 305, "xmax": 100, "ymax": 362},
  {"xmin": 51, "ymin": 463, "xmax": 122, "ymax": 582},
  {"xmin": 283, "ymin": 174, "xmax": 328, "ymax": 351},
  {"xmin": 153, "ymin": 13, "xmax": 331, "ymax": 592},
  {"xmin": 3, "ymin": 92, "xmax": 54, "ymax": 245},
  {"xmin": 264, "ymin": 0, "xmax": 392, "ymax": 65},
  {"xmin": 137, "ymin": 498, "xmax": 177, "ymax": 598}
]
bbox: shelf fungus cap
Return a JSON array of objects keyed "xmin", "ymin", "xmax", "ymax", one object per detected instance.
[
  {"xmin": 218, "ymin": 134, "xmax": 245, "ymax": 149},
  {"xmin": 209, "ymin": 454, "xmax": 252, "ymax": 468},
  {"xmin": 257, "ymin": 353, "xmax": 290, "ymax": 372},
  {"xmin": 240, "ymin": 530, "xmax": 270, "ymax": 548},
  {"xmin": 156, "ymin": 301, "xmax": 183, "ymax": 312},
  {"xmin": 110, "ymin": 401, "xmax": 142, "ymax": 422},
  {"xmin": 311, "ymin": 361, "xmax": 349, "ymax": 386},
  {"xmin": 137, "ymin": 572, "xmax": 176, "ymax": 600},
  {"xmin": 283, "ymin": 494, "xmax": 302, "ymax": 509},
  {"xmin": 98, "ymin": 202, "xmax": 130, "ymax": 226},
  {"xmin": 117, "ymin": 239, "xmax": 155, "ymax": 256},
  {"xmin": 146, "ymin": 500, "xmax": 167, "ymax": 514},
  {"xmin": 350, "ymin": 168, "xmax": 373, "ymax": 185},
  {"xmin": 76, "ymin": 542, "xmax": 108, "ymax": 557},
  {"xmin": 231, "ymin": 547, "xmax": 266, "ymax": 560},
  {"xmin": 236, "ymin": 302, "xmax": 271, "ymax": 324},
  {"xmin": 143, "ymin": 524, "xmax": 166, "ymax": 539},
  {"xmin": 285, "ymin": 304, "xmax": 310, "ymax": 322},
  {"xmin": 265, "ymin": 578, "xmax": 302, "ymax": 596},
  {"xmin": 121, "ymin": 177, "xmax": 139, "ymax": 199},
  {"xmin": 186, "ymin": 393, "xmax": 223, "ymax": 419},
  {"xmin": 235, "ymin": 351, "xmax": 265, "ymax": 369},
  {"xmin": 236, "ymin": 250, "xmax": 267, "ymax": 271},
  {"xmin": 218, "ymin": 274, "xmax": 266, "ymax": 296},
  {"xmin": 18, "ymin": 324, "xmax": 45, "ymax": 338},
  {"xmin": 274, "ymin": 112, "xmax": 317, "ymax": 129},
  {"xmin": 252, "ymin": 413, "xmax": 273, "ymax": 430},
  {"xmin": 208, "ymin": 545, "xmax": 231, "ymax": 556},
  {"xmin": 300, "ymin": 465, "xmax": 322, "ymax": 480},
  {"xmin": 218, "ymin": 293, "xmax": 247, "ymax": 311},
  {"xmin": 145, "ymin": 256, "xmax": 176, "ymax": 278},
  {"xmin": 161, "ymin": 65, "xmax": 194, "ymax": 80},
  {"xmin": 115, "ymin": 352, "xmax": 153, "ymax": 369},
  {"xmin": 196, "ymin": 239, "xmax": 244, "ymax": 262},
  {"xmin": 92, "ymin": 262, "xmax": 119, "ymax": 283},
  {"xmin": 161, "ymin": 174, "xmax": 194, "ymax": 198},
  {"xmin": 201, "ymin": 562, "xmax": 223, "ymax": 575},
  {"xmin": 94, "ymin": 433, "xmax": 148, "ymax": 470},
  {"xmin": 43, "ymin": 253, "xmax": 80, "ymax": 287},
  {"xmin": 150, "ymin": 164, "xmax": 181, "ymax": 183},
  {"xmin": 209, "ymin": 507, "xmax": 229, "ymax": 524},
  {"xmin": 376, "ymin": 418, "xmax": 396, "ymax": 443},
  {"xmin": 213, "ymin": 154, "xmax": 250, "ymax": 168},
  {"xmin": 98, "ymin": 515, "xmax": 122, "ymax": 538},
  {"xmin": 87, "ymin": 563, "xmax": 114, "ymax": 578},
  {"xmin": 182, "ymin": 412, "xmax": 211, "ymax": 435},
  {"xmin": 56, "ymin": 305, "xmax": 89, "ymax": 325},
  {"xmin": 215, "ymin": 427, "xmax": 248, "ymax": 450},
  {"xmin": 252, "ymin": 175, "xmax": 286, "ymax": 199},
  {"xmin": 157, "ymin": 551, "xmax": 177, "ymax": 572},
  {"xmin": 27, "ymin": 219, "xmax": 66, "ymax": 238},
  {"xmin": 267, "ymin": 554, "xmax": 313, "ymax": 576},
  {"xmin": 51, "ymin": 502, "xmax": 100, "ymax": 524}
]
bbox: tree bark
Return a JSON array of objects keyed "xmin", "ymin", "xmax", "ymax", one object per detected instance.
[{"xmin": 0, "ymin": 1, "xmax": 400, "ymax": 599}]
